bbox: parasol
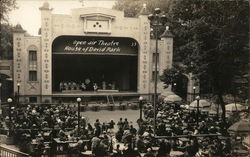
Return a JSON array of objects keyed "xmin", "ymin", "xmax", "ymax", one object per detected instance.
[
  {"xmin": 228, "ymin": 119, "xmax": 250, "ymax": 133},
  {"xmin": 226, "ymin": 103, "xmax": 246, "ymax": 112},
  {"xmin": 189, "ymin": 99, "xmax": 211, "ymax": 108},
  {"xmin": 164, "ymin": 94, "xmax": 182, "ymax": 103}
]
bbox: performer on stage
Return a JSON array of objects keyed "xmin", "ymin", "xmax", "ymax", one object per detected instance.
[
  {"xmin": 64, "ymin": 82, "xmax": 68, "ymax": 90},
  {"xmin": 59, "ymin": 82, "xmax": 63, "ymax": 91},
  {"xmin": 85, "ymin": 78, "xmax": 94, "ymax": 91},
  {"xmin": 93, "ymin": 83, "xmax": 98, "ymax": 91},
  {"xmin": 81, "ymin": 82, "xmax": 86, "ymax": 91},
  {"xmin": 102, "ymin": 81, "xmax": 106, "ymax": 90}
]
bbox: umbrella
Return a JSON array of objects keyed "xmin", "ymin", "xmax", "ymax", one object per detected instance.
[
  {"xmin": 180, "ymin": 104, "xmax": 190, "ymax": 109},
  {"xmin": 180, "ymin": 105, "xmax": 185, "ymax": 108},
  {"xmin": 164, "ymin": 94, "xmax": 182, "ymax": 103},
  {"xmin": 223, "ymin": 94, "xmax": 242, "ymax": 103},
  {"xmin": 189, "ymin": 99, "xmax": 211, "ymax": 108},
  {"xmin": 242, "ymin": 135, "xmax": 250, "ymax": 149},
  {"xmin": 159, "ymin": 91, "xmax": 175, "ymax": 101},
  {"xmin": 158, "ymin": 95, "xmax": 165, "ymax": 101},
  {"xmin": 142, "ymin": 132, "xmax": 150, "ymax": 137},
  {"xmin": 226, "ymin": 103, "xmax": 246, "ymax": 112},
  {"xmin": 200, "ymin": 103, "xmax": 222, "ymax": 113},
  {"xmin": 228, "ymin": 119, "xmax": 250, "ymax": 133},
  {"xmin": 160, "ymin": 91, "xmax": 175, "ymax": 97}
]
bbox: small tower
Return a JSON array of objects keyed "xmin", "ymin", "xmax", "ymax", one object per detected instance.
[
  {"xmin": 159, "ymin": 26, "xmax": 174, "ymax": 93},
  {"xmin": 161, "ymin": 26, "xmax": 174, "ymax": 70},
  {"xmin": 13, "ymin": 24, "xmax": 26, "ymax": 100}
]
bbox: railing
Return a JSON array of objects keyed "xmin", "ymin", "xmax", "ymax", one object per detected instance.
[
  {"xmin": 0, "ymin": 144, "xmax": 30, "ymax": 157},
  {"xmin": 155, "ymin": 133, "xmax": 223, "ymax": 139}
]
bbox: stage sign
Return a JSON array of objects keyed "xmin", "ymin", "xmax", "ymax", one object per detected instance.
[{"xmin": 52, "ymin": 36, "xmax": 139, "ymax": 55}]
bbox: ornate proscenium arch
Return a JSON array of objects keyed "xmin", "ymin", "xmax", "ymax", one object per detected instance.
[
  {"xmin": 52, "ymin": 36, "xmax": 139, "ymax": 56},
  {"xmin": 51, "ymin": 35, "xmax": 140, "ymax": 93}
]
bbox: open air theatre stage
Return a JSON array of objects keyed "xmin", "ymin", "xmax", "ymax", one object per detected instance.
[
  {"xmin": 51, "ymin": 90, "xmax": 150, "ymax": 104},
  {"xmin": 52, "ymin": 91, "xmax": 142, "ymax": 97}
]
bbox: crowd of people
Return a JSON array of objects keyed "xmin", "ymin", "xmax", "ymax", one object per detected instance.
[
  {"xmin": 138, "ymin": 102, "xmax": 233, "ymax": 156},
  {"xmin": 1, "ymin": 99, "xmax": 238, "ymax": 157},
  {"xmin": 142, "ymin": 102, "xmax": 231, "ymax": 136}
]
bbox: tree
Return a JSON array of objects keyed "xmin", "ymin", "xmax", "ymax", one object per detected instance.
[
  {"xmin": 0, "ymin": 0, "xmax": 17, "ymax": 23},
  {"xmin": 0, "ymin": 0, "xmax": 17, "ymax": 59},
  {"xmin": 113, "ymin": 0, "xmax": 143, "ymax": 17},
  {"xmin": 113, "ymin": 0, "xmax": 172, "ymax": 17},
  {"xmin": 160, "ymin": 63, "xmax": 185, "ymax": 88},
  {"xmin": 1, "ymin": 24, "xmax": 14, "ymax": 59},
  {"xmin": 167, "ymin": 0, "xmax": 249, "ymax": 122},
  {"xmin": 114, "ymin": 0, "xmax": 249, "ymax": 122}
]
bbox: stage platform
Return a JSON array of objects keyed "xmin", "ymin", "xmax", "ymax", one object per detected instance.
[{"xmin": 52, "ymin": 91, "xmax": 144, "ymax": 97}]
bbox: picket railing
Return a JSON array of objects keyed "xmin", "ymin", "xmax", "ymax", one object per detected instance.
[{"xmin": 0, "ymin": 144, "xmax": 30, "ymax": 157}]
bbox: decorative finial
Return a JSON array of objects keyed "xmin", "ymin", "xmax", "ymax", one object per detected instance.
[
  {"xmin": 161, "ymin": 26, "xmax": 174, "ymax": 38},
  {"xmin": 140, "ymin": 3, "xmax": 149, "ymax": 15},
  {"xmin": 39, "ymin": 1, "xmax": 53, "ymax": 11},
  {"xmin": 13, "ymin": 23, "xmax": 26, "ymax": 33},
  {"xmin": 79, "ymin": 0, "xmax": 84, "ymax": 7},
  {"xmin": 43, "ymin": 2, "xmax": 49, "ymax": 8}
]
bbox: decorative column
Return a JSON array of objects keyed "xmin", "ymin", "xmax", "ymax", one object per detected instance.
[
  {"xmin": 40, "ymin": 2, "xmax": 53, "ymax": 102},
  {"xmin": 138, "ymin": 4, "xmax": 150, "ymax": 96},
  {"xmin": 13, "ymin": 24, "xmax": 26, "ymax": 103}
]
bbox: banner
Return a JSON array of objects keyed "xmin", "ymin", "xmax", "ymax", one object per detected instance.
[{"xmin": 52, "ymin": 36, "xmax": 139, "ymax": 55}]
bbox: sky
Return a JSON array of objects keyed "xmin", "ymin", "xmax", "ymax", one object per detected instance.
[{"xmin": 9, "ymin": 0, "xmax": 116, "ymax": 36}]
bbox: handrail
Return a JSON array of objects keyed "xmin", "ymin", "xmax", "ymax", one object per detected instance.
[
  {"xmin": 155, "ymin": 133, "xmax": 223, "ymax": 139},
  {"xmin": 0, "ymin": 144, "xmax": 30, "ymax": 157}
]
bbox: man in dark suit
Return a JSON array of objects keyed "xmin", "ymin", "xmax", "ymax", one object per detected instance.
[{"xmin": 85, "ymin": 78, "xmax": 94, "ymax": 91}]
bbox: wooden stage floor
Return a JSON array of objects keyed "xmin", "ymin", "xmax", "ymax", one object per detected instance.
[{"xmin": 52, "ymin": 91, "xmax": 144, "ymax": 97}]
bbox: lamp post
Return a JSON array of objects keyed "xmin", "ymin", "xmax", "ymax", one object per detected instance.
[
  {"xmin": 17, "ymin": 83, "xmax": 20, "ymax": 106},
  {"xmin": 196, "ymin": 96, "xmax": 200, "ymax": 126},
  {"xmin": 148, "ymin": 8, "xmax": 167, "ymax": 136},
  {"xmin": 7, "ymin": 98, "xmax": 13, "ymax": 122},
  {"xmin": 7, "ymin": 98, "xmax": 13, "ymax": 137},
  {"xmin": 173, "ymin": 83, "xmax": 177, "ymax": 93},
  {"xmin": 139, "ymin": 96, "xmax": 144, "ymax": 120},
  {"xmin": 193, "ymin": 86, "xmax": 196, "ymax": 101},
  {"xmin": 77, "ymin": 97, "xmax": 81, "ymax": 135},
  {"xmin": 0, "ymin": 83, "xmax": 2, "ymax": 115}
]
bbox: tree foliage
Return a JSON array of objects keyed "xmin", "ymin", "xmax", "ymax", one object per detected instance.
[
  {"xmin": 115, "ymin": 0, "xmax": 249, "ymax": 122},
  {"xmin": 0, "ymin": 0, "xmax": 17, "ymax": 59},
  {"xmin": 113, "ymin": 0, "xmax": 172, "ymax": 17},
  {"xmin": 169, "ymin": 1, "xmax": 249, "ymax": 91},
  {"xmin": 0, "ymin": 0, "xmax": 17, "ymax": 24},
  {"xmin": 1, "ymin": 24, "xmax": 14, "ymax": 59},
  {"xmin": 113, "ymin": 0, "xmax": 143, "ymax": 17},
  {"xmin": 165, "ymin": 0, "xmax": 249, "ymax": 121},
  {"xmin": 160, "ymin": 64, "xmax": 185, "ymax": 88}
]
